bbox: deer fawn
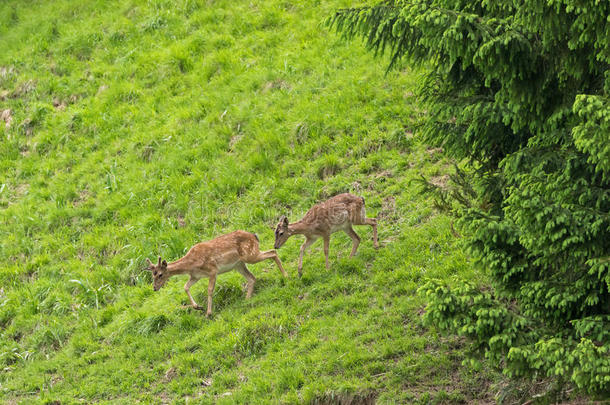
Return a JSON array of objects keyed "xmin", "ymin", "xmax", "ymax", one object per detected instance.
[
  {"xmin": 274, "ymin": 193, "xmax": 378, "ymax": 277},
  {"xmin": 145, "ymin": 230, "xmax": 287, "ymax": 316}
]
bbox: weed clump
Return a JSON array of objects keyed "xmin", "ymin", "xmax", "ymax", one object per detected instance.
[{"xmin": 134, "ymin": 313, "xmax": 171, "ymax": 335}]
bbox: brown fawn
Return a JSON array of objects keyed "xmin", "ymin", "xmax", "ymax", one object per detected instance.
[
  {"xmin": 145, "ymin": 230, "xmax": 287, "ymax": 316},
  {"xmin": 274, "ymin": 193, "xmax": 378, "ymax": 277}
]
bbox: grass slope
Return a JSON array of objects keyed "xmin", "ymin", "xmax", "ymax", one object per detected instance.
[{"xmin": 0, "ymin": 0, "xmax": 493, "ymax": 403}]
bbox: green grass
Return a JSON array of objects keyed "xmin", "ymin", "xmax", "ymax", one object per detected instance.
[{"xmin": 0, "ymin": 0, "xmax": 496, "ymax": 403}]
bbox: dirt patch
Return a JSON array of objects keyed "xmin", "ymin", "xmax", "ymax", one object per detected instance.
[
  {"xmin": 0, "ymin": 79, "xmax": 36, "ymax": 100},
  {"xmin": 53, "ymin": 98, "xmax": 67, "ymax": 111},
  {"xmin": 14, "ymin": 183, "xmax": 29, "ymax": 198},
  {"xmin": 229, "ymin": 134, "xmax": 243, "ymax": 150},
  {"xmin": 13, "ymin": 79, "xmax": 36, "ymax": 97},
  {"xmin": 293, "ymin": 122, "xmax": 309, "ymax": 146},
  {"xmin": 163, "ymin": 367, "xmax": 177, "ymax": 382},
  {"xmin": 72, "ymin": 189, "xmax": 90, "ymax": 207},
  {"xmin": 1, "ymin": 109, "xmax": 12, "ymax": 129},
  {"xmin": 378, "ymin": 196, "xmax": 396, "ymax": 221},
  {"xmin": 0, "ymin": 66, "xmax": 15, "ymax": 78},
  {"xmin": 159, "ymin": 391, "xmax": 171, "ymax": 404},
  {"xmin": 311, "ymin": 392, "xmax": 377, "ymax": 405},
  {"xmin": 53, "ymin": 94, "xmax": 80, "ymax": 110},
  {"xmin": 428, "ymin": 174, "xmax": 450, "ymax": 190},
  {"xmin": 374, "ymin": 170, "xmax": 393, "ymax": 180},
  {"xmin": 426, "ymin": 147, "xmax": 444, "ymax": 156},
  {"xmin": 18, "ymin": 118, "xmax": 33, "ymax": 136},
  {"xmin": 49, "ymin": 374, "xmax": 63, "ymax": 387},
  {"xmin": 261, "ymin": 79, "xmax": 290, "ymax": 92}
]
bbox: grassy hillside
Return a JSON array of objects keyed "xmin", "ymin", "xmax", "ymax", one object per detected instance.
[{"xmin": 0, "ymin": 0, "xmax": 494, "ymax": 403}]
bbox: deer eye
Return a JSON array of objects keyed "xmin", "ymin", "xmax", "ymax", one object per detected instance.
[{"xmin": 279, "ymin": 231, "xmax": 284, "ymax": 236}]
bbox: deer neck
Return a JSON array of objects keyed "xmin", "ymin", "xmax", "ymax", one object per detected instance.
[
  {"xmin": 166, "ymin": 259, "xmax": 192, "ymax": 276},
  {"xmin": 288, "ymin": 220, "xmax": 309, "ymax": 236}
]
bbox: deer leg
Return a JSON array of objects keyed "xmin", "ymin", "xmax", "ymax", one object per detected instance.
[
  {"xmin": 344, "ymin": 226, "xmax": 361, "ymax": 257},
  {"xmin": 323, "ymin": 236, "xmax": 330, "ymax": 269},
  {"xmin": 235, "ymin": 262, "xmax": 256, "ymax": 299},
  {"xmin": 365, "ymin": 218, "xmax": 379, "ymax": 248},
  {"xmin": 253, "ymin": 250, "xmax": 288, "ymax": 277},
  {"xmin": 206, "ymin": 272, "xmax": 217, "ymax": 317},
  {"xmin": 184, "ymin": 276, "xmax": 202, "ymax": 310},
  {"xmin": 298, "ymin": 237, "xmax": 316, "ymax": 278}
]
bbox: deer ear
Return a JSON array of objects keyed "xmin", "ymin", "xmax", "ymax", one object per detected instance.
[
  {"xmin": 161, "ymin": 260, "xmax": 168, "ymax": 268},
  {"xmin": 157, "ymin": 256, "xmax": 162, "ymax": 266},
  {"xmin": 280, "ymin": 215, "xmax": 288, "ymax": 226},
  {"xmin": 145, "ymin": 258, "xmax": 153, "ymax": 270}
]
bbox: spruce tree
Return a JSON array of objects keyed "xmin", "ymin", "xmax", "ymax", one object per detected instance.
[{"xmin": 330, "ymin": 0, "xmax": 609, "ymax": 397}]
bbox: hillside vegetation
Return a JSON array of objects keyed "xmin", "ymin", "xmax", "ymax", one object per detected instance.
[
  {"xmin": 330, "ymin": 0, "xmax": 610, "ymax": 399},
  {"xmin": 0, "ymin": 0, "xmax": 492, "ymax": 403}
]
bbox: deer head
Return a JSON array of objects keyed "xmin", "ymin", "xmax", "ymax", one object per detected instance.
[
  {"xmin": 274, "ymin": 215, "xmax": 290, "ymax": 249},
  {"xmin": 145, "ymin": 256, "xmax": 169, "ymax": 291}
]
